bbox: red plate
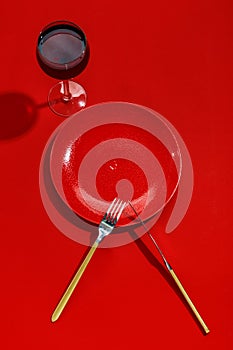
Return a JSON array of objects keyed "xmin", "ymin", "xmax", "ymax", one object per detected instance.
[{"xmin": 50, "ymin": 102, "xmax": 181, "ymax": 226}]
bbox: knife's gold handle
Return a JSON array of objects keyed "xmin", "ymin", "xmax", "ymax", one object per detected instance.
[
  {"xmin": 169, "ymin": 268, "xmax": 210, "ymax": 334},
  {"xmin": 51, "ymin": 241, "xmax": 99, "ymax": 322}
]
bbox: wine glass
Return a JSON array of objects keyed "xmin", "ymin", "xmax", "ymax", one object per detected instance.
[{"xmin": 36, "ymin": 20, "xmax": 89, "ymax": 117}]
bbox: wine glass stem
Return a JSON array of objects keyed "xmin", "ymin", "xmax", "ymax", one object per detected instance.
[{"xmin": 62, "ymin": 80, "xmax": 72, "ymax": 101}]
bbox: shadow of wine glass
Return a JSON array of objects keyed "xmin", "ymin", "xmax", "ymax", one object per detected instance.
[{"xmin": 0, "ymin": 92, "xmax": 38, "ymax": 140}]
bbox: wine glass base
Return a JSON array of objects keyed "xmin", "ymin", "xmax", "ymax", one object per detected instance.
[{"xmin": 48, "ymin": 81, "xmax": 87, "ymax": 117}]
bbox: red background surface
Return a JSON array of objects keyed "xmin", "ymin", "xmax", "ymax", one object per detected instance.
[{"xmin": 1, "ymin": 1, "xmax": 232, "ymax": 349}]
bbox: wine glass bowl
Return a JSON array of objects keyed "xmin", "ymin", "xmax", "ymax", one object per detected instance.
[{"xmin": 36, "ymin": 21, "xmax": 89, "ymax": 117}]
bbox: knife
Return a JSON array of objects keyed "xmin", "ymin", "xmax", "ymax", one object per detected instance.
[{"xmin": 128, "ymin": 201, "xmax": 210, "ymax": 334}]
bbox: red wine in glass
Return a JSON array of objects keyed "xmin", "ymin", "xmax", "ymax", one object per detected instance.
[{"xmin": 36, "ymin": 21, "xmax": 89, "ymax": 117}]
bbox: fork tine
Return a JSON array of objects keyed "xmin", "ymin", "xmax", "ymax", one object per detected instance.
[
  {"xmin": 108, "ymin": 198, "xmax": 127, "ymax": 224},
  {"xmin": 116, "ymin": 201, "xmax": 127, "ymax": 222},
  {"xmin": 110, "ymin": 198, "xmax": 121, "ymax": 220},
  {"xmin": 106, "ymin": 197, "xmax": 117, "ymax": 215}
]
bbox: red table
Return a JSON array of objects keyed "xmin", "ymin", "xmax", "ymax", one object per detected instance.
[{"xmin": 1, "ymin": 1, "xmax": 232, "ymax": 349}]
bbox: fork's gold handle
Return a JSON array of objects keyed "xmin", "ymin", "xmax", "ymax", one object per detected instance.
[
  {"xmin": 51, "ymin": 240, "xmax": 99, "ymax": 322},
  {"xmin": 169, "ymin": 268, "xmax": 210, "ymax": 334}
]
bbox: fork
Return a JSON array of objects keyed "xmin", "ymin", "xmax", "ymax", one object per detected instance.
[{"xmin": 51, "ymin": 198, "xmax": 127, "ymax": 322}]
